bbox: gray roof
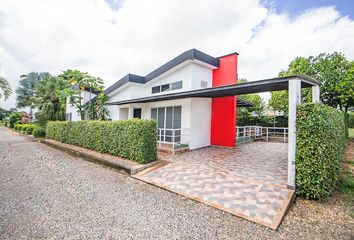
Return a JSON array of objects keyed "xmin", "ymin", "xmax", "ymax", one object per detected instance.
[{"xmin": 104, "ymin": 49, "xmax": 220, "ymax": 96}]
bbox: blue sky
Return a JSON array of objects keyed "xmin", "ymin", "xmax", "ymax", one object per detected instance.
[
  {"xmin": 106, "ymin": 0, "xmax": 354, "ymax": 18},
  {"xmin": 265, "ymin": 0, "xmax": 354, "ymax": 19}
]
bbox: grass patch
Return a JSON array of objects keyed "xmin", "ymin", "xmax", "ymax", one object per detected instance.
[
  {"xmin": 337, "ymin": 171, "xmax": 354, "ymax": 201},
  {"xmin": 349, "ymin": 128, "xmax": 354, "ymax": 139},
  {"xmin": 343, "ymin": 160, "xmax": 354, "ymax": 165}
]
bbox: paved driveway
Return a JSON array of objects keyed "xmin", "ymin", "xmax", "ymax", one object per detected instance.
[{"xmin": 134, "ymin": 142, "xmax": 294, "ymax": 229}]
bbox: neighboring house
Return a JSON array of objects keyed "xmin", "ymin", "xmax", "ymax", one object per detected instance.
[
  {"xmin": 265, "ymin": 108, "xmax": 284, "ymax": 117},
  {"xmin": 65, "ymin": 84, "xmax": 101, "ymax": 122},
  {"xmin": 21, "ymin": 112, "xmax": 30, "ymax": 124}
]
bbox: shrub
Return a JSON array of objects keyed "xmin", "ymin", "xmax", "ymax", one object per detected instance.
[
  {"xmin": 46, "ymin": 119, "xmax": 157, "ymax": 164},
  {"xmin": 296, "ymin": 103, "xmax": 346, "ymax": 200},
  {"xmin": 8, "ymin": 112, "xmax": 22, "ymax": 128},
  {"xmin": 14, "ymin": 124, "xmax": 23, "ymax": 131},
  {"xmin": 32, "ymin": 126, "xmax": 46, "ymax": 138},
  {"xmin": 20, "ymin": 124, "xmax": 32, "ymax": 132},
  {"xmin": 25, "ymin": 125, "xmax": 35, "ymax": 135}
]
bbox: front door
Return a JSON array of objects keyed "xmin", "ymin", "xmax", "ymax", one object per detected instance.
[{"xmin": 133, "ymin": 108, "xmax": 142, "ymax": 119}]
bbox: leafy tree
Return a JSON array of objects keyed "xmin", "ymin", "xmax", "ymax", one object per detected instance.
[
  {"xmin": 85, "ymin": 93, "xmax": 109, "ymax": 120},
  {"xmin": 237, "ymin": 79, "xmax": 267, "ymax": 125},
  {"xmin": 59, "ymin": 70, "xmax": 104, "ymax": 120},
  {"xmin": 16, "ymin": 72, "xmax": 51, "ymax": 117},
  {"xmin": 270, "ymin": 52, "xmax": 354, "ymax": 113},
  {"xmin": 0, "ymin": 76, "xmax": 12, "ymax": 100},
  {"xmin": 341, "ymin": 61, "xmax": 354, "ymax": 112},
  {"xmin": 0, "ymin": 107, "xmax": 12, "ymax": 120},
  {"xmin": 33, "ymin": 75, "xmax": 69, "ymax": 124},
  {"xmin": 8, "ymin": 111, "xmax": 22, "ymax": 128}
]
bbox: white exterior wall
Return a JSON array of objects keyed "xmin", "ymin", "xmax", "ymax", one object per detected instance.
[
  {"xmin": 190, "ymin": 63, "xmax": 213, "ymax": 90},
  {"xmin": 189, "ymin": 98, "xmax": 212, "ymax": 149},
  {"xmin": 66, "ymin": 61, "xmax": 215, "ymax": 149},
  {"xmin": 113, "ymin": 98, "xmax": 211, "ymax": 150},
  {"xmin": 65, "ymin": 90, "xmax": 96, "ymax": 121}
]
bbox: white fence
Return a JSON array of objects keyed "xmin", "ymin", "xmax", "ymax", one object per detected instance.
[
  {"xmin": 157, "ymin": 128, "xmax": 190, "ymax": 149},
  {"xmin": 236, "ymin": 126, "xmax": 288, "ymax": 144}
]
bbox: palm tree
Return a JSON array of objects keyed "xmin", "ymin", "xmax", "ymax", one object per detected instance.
[
  {"xmin": 33, "ymin": 75, "xmax": 68, "ymax": 122},
  {"xmin": 16, "ymin": 72, "xmax": 51, "ymax": 119},
  {"xmin": 0, "ymin": 76, "xmax": 12, "ymax": 100}
]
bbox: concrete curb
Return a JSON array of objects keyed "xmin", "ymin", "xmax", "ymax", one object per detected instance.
[
  {"xmin": 5, "ymin": 127, "xmax": 158, "ymax": 175},
  {"xmin": 41, "ymin": 139, "xmax": 159, "ymax": 175}
]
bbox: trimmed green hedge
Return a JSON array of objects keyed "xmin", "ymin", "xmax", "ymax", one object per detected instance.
[
  {"xmin": 46, "ymin": 119, "xmax": 157, "ymax": 164},
  {"xmin": 20, "ymin": 124, "xmax": 32, "ymax": 132},
  {"xmin": 14, "ymin": 124, "xmax": 23, "ymax": 131},
  {"xmin": 32, "ymin": 126, "xmax": 46, "ymax": 138},
  {"xmin": 25, "ymin": 125, "xmax": 35, "ymax": 135},
  {"xmin": 296, "ymin": 103, "xmax": 346, "ymax": 200}
]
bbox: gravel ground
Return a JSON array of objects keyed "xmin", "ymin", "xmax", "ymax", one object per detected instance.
[{"xmin": 0, "ymin": 127, "xmax": 353, "ymax": 240}]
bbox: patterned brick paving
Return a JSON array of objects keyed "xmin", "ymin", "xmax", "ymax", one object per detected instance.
[{"xmin": 134, "ymin": 142, "xmax": 294, "ymax": 229}]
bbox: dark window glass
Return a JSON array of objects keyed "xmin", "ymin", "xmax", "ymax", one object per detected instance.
[
  {"xmin": 157, "ymin": 107, "xmax": 165, "ymax": 129},
  {"xmin": 166, "ymin": 107, "xmax": 173, "ymax": 129},
  {"xmin": 173, "ymin": 106, "xmax": 181, "ymax": 129},
  {"xmin": 161, "ymin": 84, "xmax": 170, "ymax": 92},
  {"xmin": 133, "ymin": 108, "xmax": 142, "ymax": 119},
  {"xmin": 171, "ymin": 81, "xmax": 183, "ymax": 90},
  {"xmin": 151, "ymin": 108, "xmax": 157, "ymax": 120},
  {"xmin": 152, "ymin": 86, "xmax": 160, "ymax": 94}
]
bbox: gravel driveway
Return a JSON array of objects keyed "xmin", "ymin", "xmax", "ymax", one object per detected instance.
[{"xmin": 0, "ymin": 127, "xmax": 352, "ymax": 239}]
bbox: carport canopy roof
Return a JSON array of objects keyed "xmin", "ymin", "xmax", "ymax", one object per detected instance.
[{"xmin": 106, "ymin": 74, "xmax": 319, "ymax": 107}]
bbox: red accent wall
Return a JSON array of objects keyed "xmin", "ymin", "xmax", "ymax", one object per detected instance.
[{"xmin": 210, "ymin": 54, "xmax": 238, "ymax": 147}]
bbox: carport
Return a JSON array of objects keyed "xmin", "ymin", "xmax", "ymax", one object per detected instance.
[
  {"xmin": 115, "ymin": 74, "xmax": 320, "ymax": 189},
  {"xmin": 132, "ymin": 74, "xmax": 320, "ymax": 229}
]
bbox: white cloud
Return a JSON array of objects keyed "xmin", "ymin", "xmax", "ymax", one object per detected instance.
[{"xmin": 0, "ymin": 0, "xmax": 353, "ymax": 109}]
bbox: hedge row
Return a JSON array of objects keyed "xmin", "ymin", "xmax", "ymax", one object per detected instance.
[
  {"xmin": 46, "ymin": 119, "xmax": 157, "ymax": 164},
  {"xmin": 296, "ymin": 103, "xmax": 346, "ymax": 200},
  {"xmin": 14, "ymin": 123, "xmax": 46, "ymax": 138}
]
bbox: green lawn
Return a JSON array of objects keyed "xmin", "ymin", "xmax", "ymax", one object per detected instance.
[{"xmin": 349, "ymin": 128, "xmax": 354, "ymax": 139}]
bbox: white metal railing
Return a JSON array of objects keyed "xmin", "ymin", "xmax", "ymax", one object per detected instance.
[
  {"xmin": 236, "ymin": 126, "xmax": 288, "ymax": 144},
  {"xmin": 157, "ymin": 128, "xmax": 190, "ymax": 149}
]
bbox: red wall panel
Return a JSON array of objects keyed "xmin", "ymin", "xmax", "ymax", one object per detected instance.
[{"xmin": 211, "ymin": 54, "xmax": 238, "ymax": 147}]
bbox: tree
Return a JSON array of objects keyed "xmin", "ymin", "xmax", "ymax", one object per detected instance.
[
  {"xmin": 85, "ymin": 93, "xmax": 109, "ymax": 120},
  {"xmin": 0, "ymin": 76, "xmax": 12, "ymax": 100},
  {"xmin": 33, "ymin": 75, "xmax": 69, "ymax": 124},
  {"xmin": 16, "ymin": 72, "xmax": 51, "ymax": 117},
  {"xmin": 0, "ymin": 107, "xmax": 11, "ymax": 120},
  {"xmin": 59, "ymin": 70, "xmax": 104, "ymax": 120},
  {"xmin": 237, "ymin": 79, "xmax": 267, "ymax": 125},
  {"xmin": 270, "ymin": 52, "xmax": 354, "ymax": 113},
  {"xmin": 8, "ymin": 111, "xmax": 22, "ymax": 128},
  {"xmin": 341, "ymin": 61, "xmax": 354, "ymax": 112}
]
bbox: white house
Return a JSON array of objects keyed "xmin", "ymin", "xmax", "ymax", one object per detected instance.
[
  {"xmin": 66, "ymin": 49, "xmax": 251, "ymax": 150},
  {"xmin": 66, "ymin": 48, "xmax": 321, "ymax": 188}
]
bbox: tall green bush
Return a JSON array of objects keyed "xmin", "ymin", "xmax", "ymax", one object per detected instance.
[
  {"xmin": 14, "ymin": 124, "xmax": 23, "ymax": 131},
  {"xmin": 32, "ymin": 125, "xmax": 46, "ymax": 138},
  {"xmin": 25, "ymin": 125, "xmax": 35, "ymax": 135},
  {"xmin": 296, "ymin": 103, "xmax": 346, "ymax": 200},
  {"xmin": 46, "ymin": 119, "xmax": 157, "ymax": 164}
]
